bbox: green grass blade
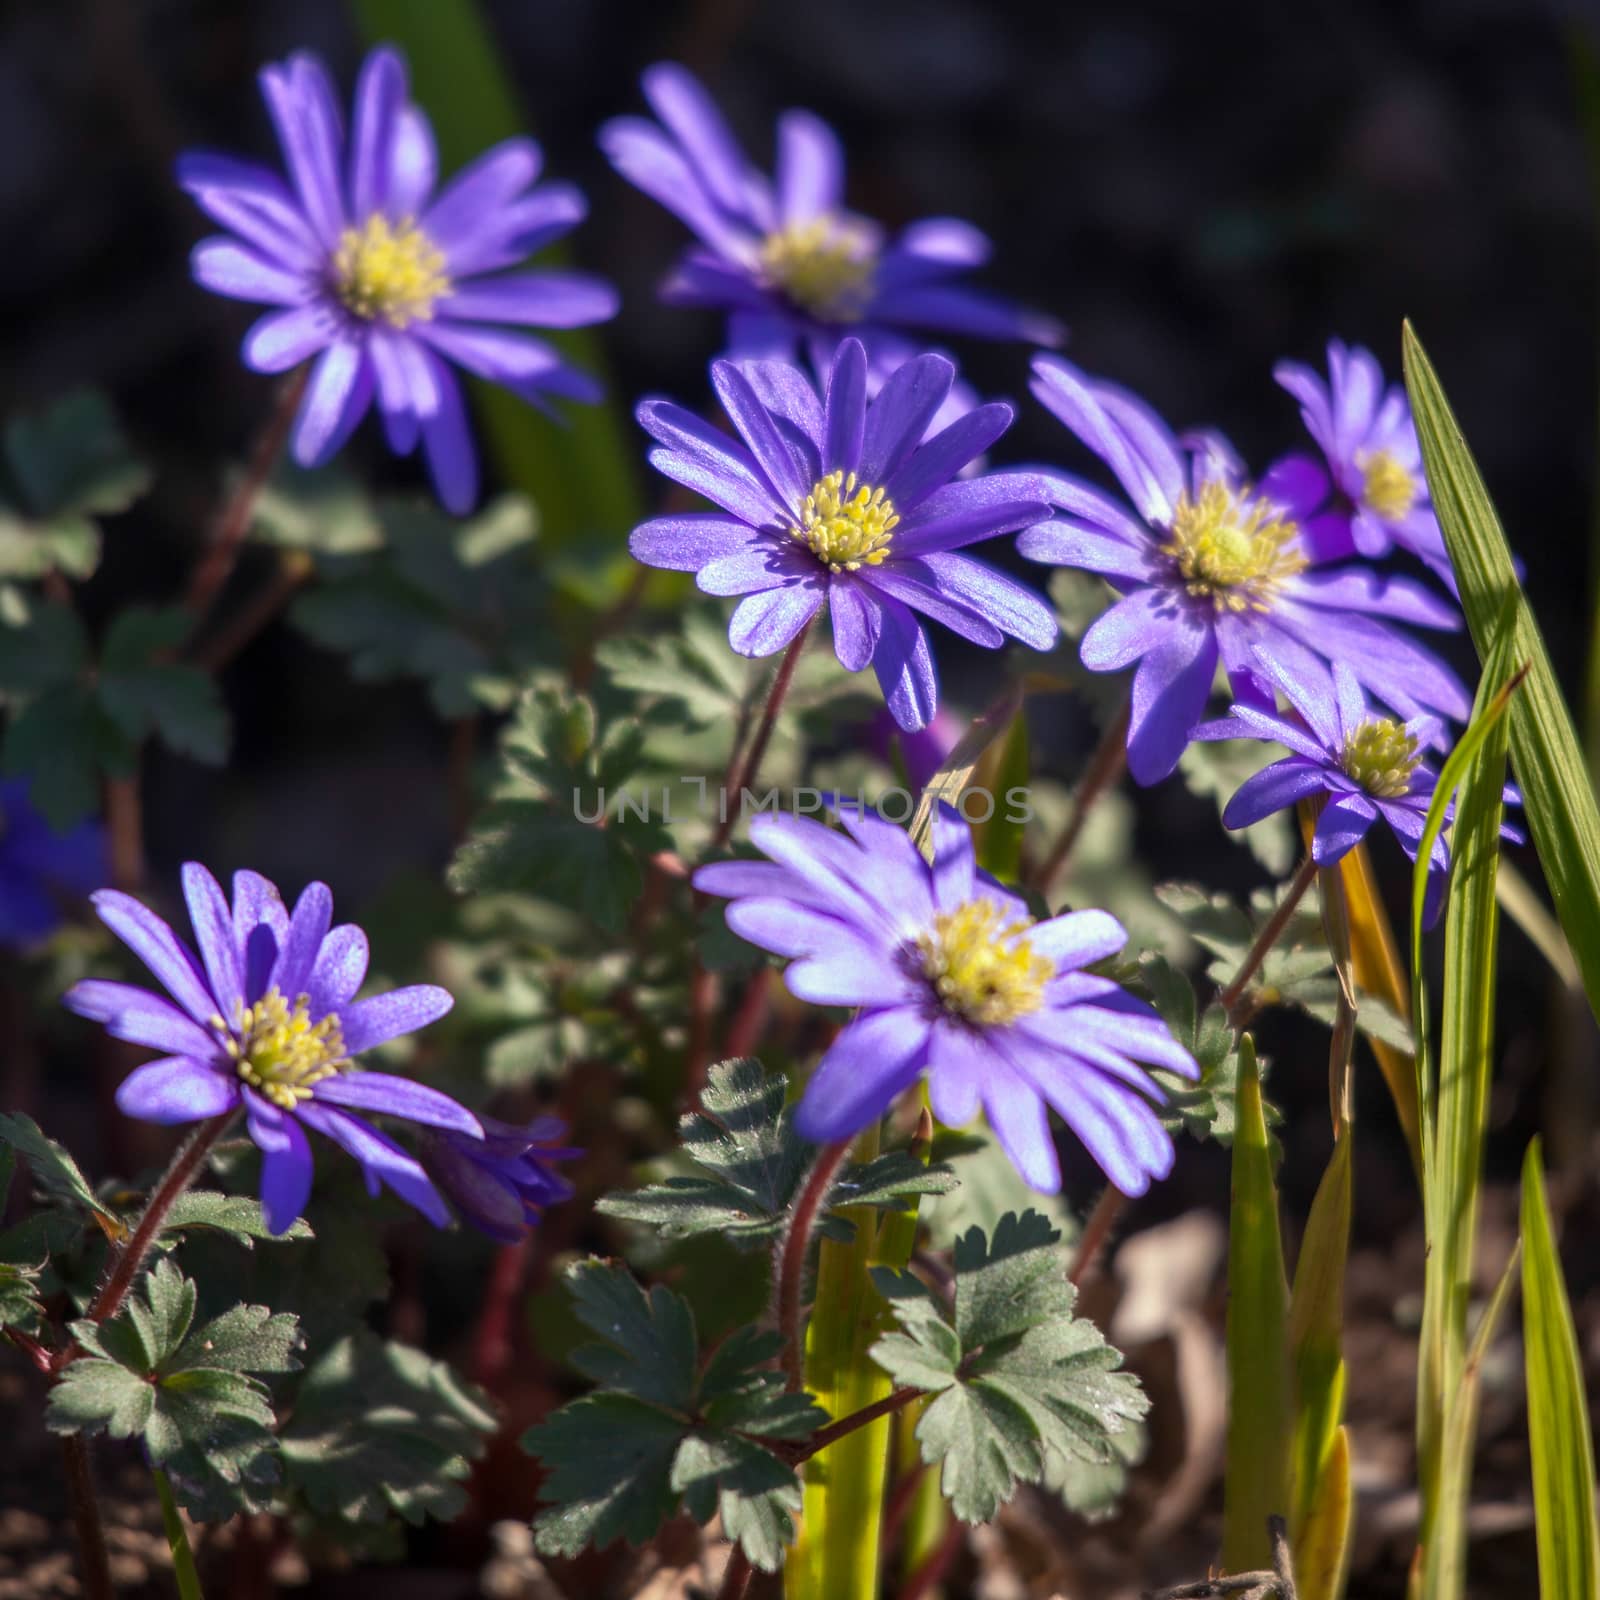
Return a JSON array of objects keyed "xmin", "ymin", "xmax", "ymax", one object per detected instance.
[
  {"xmin": 1288, "ymin": 1131, "xmax": 1351, "ymax": 1542},
  {"xmin": 1522, "ymin": 1137, "xmax": 1600, "ymax": 1600},
  {"xmin": 1403, "ymin": 323, "xmax": 1600, "ymax": 1025},
  {"xmin": 1222, "ymin": 1035, "xmax": 1293, "ymax": 1574},
  {"xmin": 908, "ymin": 687, "xmax": 1023, "ymax": 861},
  {"xmin": 1412, "ymin": 627, "xmax": 1518, "ymax": 1560},
  {"xmin": 348, "ymin": 0, "xmax": 642, "ymax": 549},
  {"xmin": 1422, "ymin": 1244, "xmax": 1522, "ymax": 1600}
]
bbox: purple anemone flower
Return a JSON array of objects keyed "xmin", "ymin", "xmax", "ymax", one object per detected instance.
[
  {"xmin": 64, "ymin": 865, "xmax": 478, "ymax": 1233},
  {"xmin": 180, "ymin": 46, "xmax": 618, "ymax": 514},
  {"xmin": 600, "ymin": 62, "xmax": 1058, "ymax": 373},
  {"xmin": 421, "ymin": 1114, "xmax": 578, "ymax": 1244},
  {"xmin": 1016, "ymin": 353, "xmax": 1470, "ymax": 786},
  {"xmin": 1272, "ymin": 339, "xmax": 1454, "ymax": 589},
  {"xmin": 630, "ymin": 338, "xmax": 1057, "ymax": 731},
  {"xmin": 0, "ymin": 779, "xmax": 107, "ymax": 950},
  {"xmin": 1193, "ymin": 661, "xmax": 1520, "ymax": 926},
  {"xmin": 695, "ymin": 806, "xmax": 1197, "ymax": 1195}
]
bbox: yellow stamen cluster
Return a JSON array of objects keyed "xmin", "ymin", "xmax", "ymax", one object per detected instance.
[
  {"xmin": 1358, "ymin": 450, "xmax": 1419, "ymax": 521},
  {"xmin": 1339, "ymin": 717, "xmax": 1421, "ymax": 799},
  {"xmin": 333, "ymin": 214, "xmax": 449, "ymax": 327},
  {"xmin": 1163, "ymin": 480, "xmax": 1306, "ymax": 613},
  {"xmin": 759, "ymin": 217, "xmax": 876, "ymax": 320},
  {"xmin": 792, "ymin": 470, "xmax": 899, "ymax": 572},
  {"xmin": 916, "ymin": 899, "xmax": 1052, "ymax": 1028},
  {"xmin": 219, "ymin": 989, "xmax": 346, "ymax": 1111}
]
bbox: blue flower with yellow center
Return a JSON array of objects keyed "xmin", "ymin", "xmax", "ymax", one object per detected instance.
[
  {"xmin": 1017, "ymin": 353, "xmax": 1471, "ymax": 785},
  {"xmin": 65, "ymin": 864, "xmax": 478, "ymax": 1233},
  {"xmin": 696, "ymin": 805, "xmax": 1197, "ymax": 1196},
  {"xmin": 180, "ymin": 46, "xmax": 618, "ymax": 513},
  {"xmin": 0, "ymin": 779, "xmax": 106, "ymax": 951}
]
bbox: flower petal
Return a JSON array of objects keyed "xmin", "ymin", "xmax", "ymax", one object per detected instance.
[
  {"xmin": 291, "ymin": 342, "xmax": 373, "ymax": 469},
  {"xmin": 243, "ymin": 305, "xmax": 339, "ymax": 374},
  {"xmin": 776, "ymin": 108, "xmax": 844, "ymax": 224},
  {"xmin": 829, "ymin": 576, "xmax": 881, "ymax": 671},
  {"xmin": 1312, "ymin": 793, "xmax": 1377, "ymax": 865},
  {"xmin": 307, "ymin": 925, "xmax": 370, "ymax": 1015},
  {"xmin": 348, "ymin": 46, "xmax": 406, "ymax": 218},
  {"xmin": 1127, "ymin": 613, "xmax": 1218, "ymax": 785},
  {"xmin": 912, "ymin": 553, "xmax": 1056, "ymax": 649},
  {"xmin": 310, "ymin": 1071, "xmax": 481, "ymax": 1135},
  {"xmin": 727, "ymin": 582, "xmax": 825, "ymax": 657},
  {"xmin": 339, "ymin": 985, "xmax": 454, "ymax": 1054},
  {"xmin": 630, "ymin": 514, "xmax": 760, "ymax": 572},
  {"xmin": 115, "ymin": 1058, "xmax": 239, "ymax": 1125},
  {"xmin": 419, "ymin": 355, "xmax": 478, "ymax": 515},
  {"xmin": 872, "ymin": 592, "xmax": 939, "ymax": 731},
  {"xmin": 792, "ymin": 1008, "xmax": 932, "ymax": 1144},
  {"xmin": 423, "ymin": 137, "xmax": 542, "ymax": 257},
  {"xmin": 242, "ymin": 1089, "xmax": 316, "ymax": 1234},
  {"xmin": 883, "ymin": 404, "xmax": 1013, "ymax": 512},
  {"xmin": 443, "ymin": 270, "xmax": 619, "ymax": 328},
  {"xmin": 192, "ymin": 240, "xmax": 310, "ymax": 306},
  {"xmin": 296, "ymin": 1101, "xmax": 449, "ymax": 1225},
  {"xmin": 90, "ymin": 890, "xmax": 218, "ymax": 1026},
  {"xmin": 823, "ymin": 338, "xmax": 868, "ymax": 477},
  {"xmin": 858, "ymin": 354, "xmax": 956, "ymax": 487},
  {"xmin": 259, "ymin": 53, "xmax": 347, "ymax": 247},
  {"xmin": 981, "ymin": 1067, "xmax": 1060, "ymax": 1192},
  {"xmin": 1221, "ymin": 760, "xmax": 1332, "ymax": 830},
  {"xmin": 1027, "ymin": 908, "xmax": 1126, "ymax": 970},
  {"xmin": 65, "ymin": 981, "xmax": 221, "ymax": 1057},
  {"xmin": 181, "ymin": 864, "xmax": 245, "ymax": 1023}
]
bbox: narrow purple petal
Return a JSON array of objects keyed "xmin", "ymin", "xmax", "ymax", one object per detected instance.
[
  {"xmin": 420, "ymin": 355, "xmax": 477, "ymax": 515},
  {"xmin": 823, "ymin": 339, "xmax": 868, "ymax": 477},
  {"xmin": 90, "ymin": 890, "xmax": 218, "ymax": 1026},
  {"xmin": 1222, "ymin": 760, "xmax": 1332, "ymax": 830},
  {"xmin": 981, "ymin": 1067, "xmax": 1061, "ymax": 1192},
  {"xmin": 913, "ymin": 553, "xmax": 1056, "ymax": 649},
  {"xmin": 296, "ymin": 1101, "xmax": 450, "ymax": 1225},
  {"xmin": 776, "ymin": 109, "xmax": 844, "ymax": 224},
  {"xmin": 307, "ymin": 925, "xmax": 370, "ymax": 1015},
  {"xmin": 348, "ymin": 46, "xmax": 405, "ymax": 218},
  {"xmin": 883, "ymin": 404, "xmax": 1013, "ymax": 512},
  {"xmin": 1313, "ymin": 793, "xmax": 1377, "ymax": 864},
  {"xmin": 182, "ymin": 863, "xmax": 245, "ymax": 1022},
  {"xmin": 1027, "ymin": 909, "xmax": 1126, "ymax": 969},
  {"xmin": 829, "ymin": 577, "xmax": 881, "ymax": 672},
  {"xmin": 860, "ymin": 563, "xmax": 1004, "ymax": 648},
  {"xmin": 926, "ymin": 1021, "xmax": 987, "ymax": 1127},
  {"xmin": 1127, "ymin": 616, "xmax": 1218, "ymax": 785},
  {"xmin": 243, "ymin": 305, "xmax": 339, "ymax": 374},
  {"xmin": 792, "ymin": 1008, "xmax": 931, "ymax": 1143},
  {"xmin": 422, "ymin": 138, "xmax": 541, "ymax": 257},
  {"xmin": 310, "ymin": 1071, "xmax": 481, "ymax": 1135},
  {"xmin": 727, "ymin": 582, "xmax": 825, "ymax": 656},
  {"xmin": 697, "ymin": 544, "xmax": 808, "ymax": 597},
  {"xmin": 442, "ymin": 271, "xmax": 619, "ymax": 329},
  {"xmin": 232, "ymin": 870, "xmax": 288, "ymax": 1004},
  {"xmin": 872, "ymin": 593, "xmax": 939, "ymax": 731},
  {"xmin": 259, "ymin": 54, "xmax": 347, "ymax": 247},
  {"xmin": 928, "ymin": 803, "xmax": 975, "ymax": 910},
  {"xmin": 387, "ymin": 104, "xmax": 438, "ymax": 215},
  {"xmin": 1080, "ymin": 588, "xmax": 1183, "ymax": 673},
  {"xmin": 291, "ymin": 342, "xmax": 372, "ymax": 469},
  {"xmin": 712, "ymin": 361, "xmax": 811, "ymax": 510},
  {"xmin": 640, "ymin": 63, "xmax": 756, "ymax": 219},
  {"xmin": 242, "ymin": 1089, "xmax": 316, "ymax": 1234},
  {"xmin": 858, "ymin": 354, "xmax": 956, "ymax": 486},
  {"xmin": 65, "ymin": 980, "xmax": 221, "ymax": 1057},
  {"xmin": 176, "ymin": 152, "xmax": 322, "ymax": 270},
  {"xmin": 1017, "ymin": 520, "xmax": 1155, "ymax": 580},
  {"xmin": 192, "ymin": 240, "xmax": 310, "ymax": 306},
  {"xmin": 339, "ymin": 985, "xmax": 454, "ymax": 1054},
  {"xmin": 268, "ymin": 881, "xmax": 333, "ymax": 1001},
  {"xmin": 116, "ymin": 1058, "xmax": 240, "ymax": 1126},
  {"xmin": 630, "ymin": 515, "xmax": 760, "ymax": 572}
]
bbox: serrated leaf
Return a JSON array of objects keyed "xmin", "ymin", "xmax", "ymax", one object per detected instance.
[
  {"xmin": 1138, "ymin": 954, "xmax": 1247, "ymax": 1145},
  {"xmin": 524, "ymin": 1261, "xmax": 824, "ymax": 1569},
  {"xmin": 98, "ymin": 607, "xmax": 228, "ymax": 764},
  {"xmin": 0, "ymin": 601, "xmax": 87, "ymax": 693},
  {"xmin": 597, "ymin": 1058, "xmax": 954, "ymax": 1249},
  {"xmin": 279, "ymin": 1332, "xmax": 496, "ymax": 1526},
  {"xmin": 1179, "ymin": 736, "xmax": 1297, "ymax": 875},
  {"xmin": 160, "ymin": 1191, "xmax": 313, "ymax": 1247},
  {"xmin": 870, "ymin": 1209, "xmax": 1146, "ymax": 1524},
  {"xmin": 0, "ymin": 1112, "xmax": 116, "ymax": 1220},
  {"xmin": 0, "ymin": 1259, "xmax": 44, "ymax": 1335},
  {"xmin": 249, "ymin": 466, "xmax": 384, "ymax": 555},
  {"xmin": 1, "ymin": 682, "xmax": 126, "ymax": 827}
]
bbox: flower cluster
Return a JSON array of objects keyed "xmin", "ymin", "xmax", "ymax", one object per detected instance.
[{"xmin": 0, "ymin": 779, "xmax": 106, "ymax": 950}]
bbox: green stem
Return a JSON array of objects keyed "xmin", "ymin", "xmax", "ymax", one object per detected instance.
[
  {"xmin": 787, "ymin": 1117, "xmax": 929, "ymax": 1600},
  {"xmin": 154, "ymin": 1467, "xmax": 206, "ymax": 1600}
]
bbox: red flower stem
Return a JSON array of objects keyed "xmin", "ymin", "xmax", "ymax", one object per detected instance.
[
  {"xmin": 723, "ymin": 966, "xmax": 774, "ymax": 1060},
  {"xmin": 77, "ymin": 1113, "xmax": 233, "ymax": 1337},
  {"xmin": 470, "ymin": 1233, "xmax": 532, "ymax": 1388},
  {"xmin": 184, "ymin": 367, "xmax": 309, "ymax": 623},
  {"xmin": 1218, "ymin": 851, "xmax": 1320, "ymax": 1023},
  {"xmin": 794, "ymin": 1386, "xmax": 922, "ymax": 1461},
  {"xmin": 1034, "ymin": 697, "xmax": 1130, "ymax": 895},
  {"xmin": 1068, "ymin": 1184, "xmax": 1126, "ymax": 1287},
  {"xmin": 60, "ymin": 1436, "xmax": 112, "ymax": 1600},
  {"xmin": 774, "ymin": 1139, "xmax": 855, "ymax": 1388},
  {"xmin": 717, "ymin": 1546, "xmax": 754, "ymax": 1600},
  {"xmin": 708, "ymin": 622, "xmax": 814, "ymax": 854}
]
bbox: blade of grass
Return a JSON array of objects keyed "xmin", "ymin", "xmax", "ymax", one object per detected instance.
[
  {"xmin": 908, "ymin": 686, "xmax": 1023, "ymax": 861},
  {"xmin": 1411, "ymin": 623, "xmax": 1520, "ymax": 1570},
  {"xmin": 1522, "ymin": 1137, "xmax": 1600, "ymax": 1600},
  {"xmin": 1293, "ymin": 1426, "xmax": 1353, "ymax": 1600},
  {"xmin": 348, "ymin": 0, "xmax": 641, "ymax": 549},
  {"xmin": 1222, "ymin": 1035, "xmax": 1293, "ymax": 1574},
  {"xmin": 1403, "ymin": 323, "xmax": 1600, "ymax": 1026},
  {"xmin": 1421, "ymin": 1244, "xmax": 1522, "ymax": 1600}
]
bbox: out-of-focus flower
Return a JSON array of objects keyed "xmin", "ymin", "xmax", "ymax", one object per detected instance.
[
  {"xmin": 1272, "ymin": 338, "xmax": 1454, "ymax": 589},
  {"xmin": 180, "ymin": 46, "xmax": 617, "ymax": 513},
  {"xmin": 630, "ymin": 338, "xmax": 1056, "ymax": 731},
  {"xmin": 421, "ymin": 1114, "xmax": 578, "ymax": 1243},
  {"xmin": 65, "ymin": 864, "xmax": 476, "ymax": 1233},
  {"xmin": 1017, "ymin": 354, "xmax": 1469, "ymax": 785},
  {"xmin": 1193, "ymin": 660, "xmax": 1520, "ymax": 926},
  {"xmin": 866, "ymin": 705, "xmax": 964, "ymax": 791},
  {"xmin": 601, "ymin": 62, "xmax": 1058, "ymax": 373},
  {"xmin": 695, "ymin": 806, "xmax": 1195, "ymax": 1195},
  {"xmin": 0, "ymin": 780, "xmax": 108, "ymax": 950}
]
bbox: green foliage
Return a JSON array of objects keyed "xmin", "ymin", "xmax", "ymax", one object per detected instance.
[
  {"xmin": 524, "ymin": 1260, "xmax": 826, "ymax": 1570},
  {"xmin": 0, "ymin": 600, "xmax": 226, "ymax": 825},
  {"xmin": 160, "ymin": 1191, "xmax": 314, "ymax": 1248},
  {"xmin": 1221, "ymin": 1037, "xmax": 1293, "ymax": 1574},
  {"xmin": 0, "ymin": 1112, "xmax": 118, "ymax": 1223},
  {"xmin": 279, "ymin": 1332, "xmax": 498, "ymax": 1526},
  {"xmin": 1136, "ymin": 952, "xmax": 1247, "ymax": 1143},
  {"xmin": 1178, "ymin": 736, "xmax": 1298, "ymax": 875},
  {"xmin": 1404, "ymin": 324, "xmax": 1600, "ymax": 1028},
  {"xmin": 290, "ymin": 494, "xmax": 555, "ymax": 715},
  {"xmin": 449, "ymin": 683, "xmax": 672, "ymax": 932},
  {"xmin": 250, "ymin": 467, "xmax": 384, "ymax": 555},
  {"xmin": 0, "ymin": 389, "xmax": 149, "ymax": 582},
  {"xmin": 870, "ymin": 1210, "xmax": 1145, "ymax": 1524},
  {"xmin": 1156, "ymin": 880, "xmax": 1411, "ymax": 1052},
  {"xmin": 1521, "ymin": 1140, "xmax": 1600, "ymax": 1600},
  {"xmin": 47, "ymin": 1261, "xmax": 301, "ymax": 1520},
  {"xmin": 598, "ymin": 1058, "xmax": 954, "ymax": 1249},
  {"xmin": 0, "ymin": 1258, "xmax": 44, "ymax": 1336}
]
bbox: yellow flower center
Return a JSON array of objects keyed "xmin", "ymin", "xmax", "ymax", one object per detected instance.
[
  {"xmin": 759, "ymin": 217, "xmax": 876, "ymax": 321},
  {"xmin": 1339, "ymin": 717, "xmax": 1421, "ymax": 799},
  {"xmin": 1163, "ymin": 480, "xmax": 1306, "ymax": 613},
  {"xmin": 333, "ymin": 214, "xmax": 450, "ymax": 328},
  {"xmin": 219, "ymin": 989, "xmax": 346, "ymax": 1111},
  {"xmin": 1358, "ymin": 450, "xmax": 1419, "ymax": 521},
  {"xmin": 792, "ymin": 470, "xmax": 899, "ymax": 572},
  {"xmin": 915, "ymin": 899, "xmax": 1052, "ymax": 1028}
]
